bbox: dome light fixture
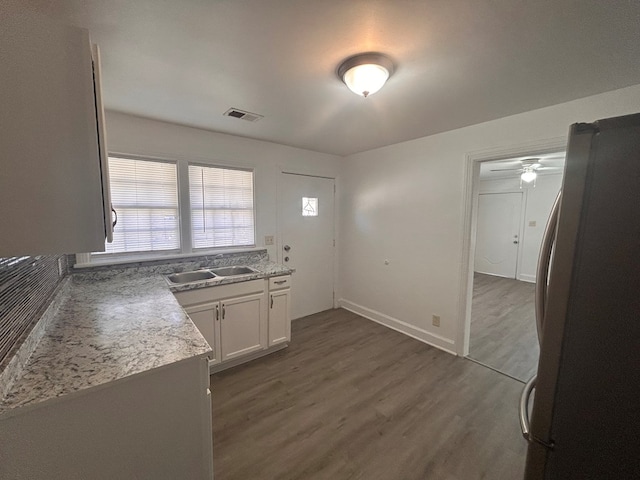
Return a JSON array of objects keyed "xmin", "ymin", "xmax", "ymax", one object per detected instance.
[
  {"xmin": 520, "ymin": 166, "xmax": 538, "ymax": 188},
  {"xmin": 337, "ymin": 52, "xmax": 395, "ymax": 97}
]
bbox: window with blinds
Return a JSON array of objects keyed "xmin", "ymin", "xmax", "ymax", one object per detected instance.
[
  {"xmin": 189, "ymin": 165, "xmax": 255, "ymax": 249},
  {"xmin": 95, "ymin": 157, "xmax": 180, "ymax": 255}
]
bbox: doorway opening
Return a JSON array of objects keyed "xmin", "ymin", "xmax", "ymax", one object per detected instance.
[{"xmin": 464, "ymin": 152, "xmax": 565, "ymax": 381}]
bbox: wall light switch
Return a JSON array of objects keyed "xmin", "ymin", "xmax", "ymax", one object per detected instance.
[
  {"xmin": 432, "ymin": 315, "xmax": 441, "ymax": 327},
  {"xmin": 529, "ymin": 220, "xmax": 537, "ymax": 227},
  {"xmin": 264, "ymin": 235, "xmax": 274, "ymax": 246}
]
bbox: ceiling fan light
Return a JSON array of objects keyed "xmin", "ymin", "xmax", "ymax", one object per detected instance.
[
  {"xmin": 521, "ymin": 169, "xmax": 537, "ymax": 183},
  {"xmin": 338, "ymin": 53, "xmax": 395, "ymax": 97}
]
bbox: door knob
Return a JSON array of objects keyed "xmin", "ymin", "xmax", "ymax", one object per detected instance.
[
  {"xmin": 284, "ymin": 256, "xmax": 290, "ymax": 262},
  {"xmin": 284, "ymin": 245, "xmax": 291, "ymax": 252},
  {"xmin": 513, "ymin": 240, "xmax": 519, "ymax": 244}
]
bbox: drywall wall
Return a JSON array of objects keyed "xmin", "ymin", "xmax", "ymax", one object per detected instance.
[
  {"xmin": 338, "ymin": 84, "xmax": 640, "ymax": 354},
  {"xmin": 478, "ymin": 174, "xmax": 563, "ymax": 282},
  {"xmin": 104, "ymin": 111, "xmax": 342, "ymax": 261}
]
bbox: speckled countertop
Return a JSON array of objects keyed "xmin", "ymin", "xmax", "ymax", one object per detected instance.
[{"xmin": 0, "ymin": 250, "xmax": 292, "ymax": 415}]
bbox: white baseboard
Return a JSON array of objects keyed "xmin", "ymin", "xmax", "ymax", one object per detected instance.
[
  {"xmin": 518, "ymin": 274, "xmax": 536, "ymax": 283},
  {"xmin": 338, "ymin": 299, "xmax": 457, "ymax": 356}
]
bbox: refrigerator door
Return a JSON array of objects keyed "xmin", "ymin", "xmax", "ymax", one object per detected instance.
[{"xmin": 525, "ymin": 113, "xmax": 640, "ymax": 479}]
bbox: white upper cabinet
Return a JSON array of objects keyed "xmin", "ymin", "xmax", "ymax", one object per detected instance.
[{"xmin": 0, "ymin": 10, "xmax": 113, "ymax": 256}]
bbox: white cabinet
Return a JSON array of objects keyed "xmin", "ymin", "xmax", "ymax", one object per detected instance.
[
  {"xmin": 185, "ymin": 305, "xmax": 222, "ymax": 365},
  {"xmin": 175, "ymin": 276, "xmax": 292, "ymax": 371},
  {"xmin": 269, "ymin": 276, "xmax": 292, "ymax": 346},
  {"xmin": 0, "ymin": 356, "xmax": 213, "ymax": 480},
  {"xmin": 220, "ymin": 293, "xmax": 267, "ymax": 360},
  {"xmin": 0, "ymin": 10, "xmax": 113, "ymax": 256},
  {"xmin": 175, "ymin": 280, "xmax": 268, "ymax": 371}
]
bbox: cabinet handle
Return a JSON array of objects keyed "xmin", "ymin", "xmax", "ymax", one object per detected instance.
[
  {"xmin": 270, "ymin": 295, "xmax": 273, "ymax": 308},
  {"xmin": 222, "ymin": 304, "xmax": 225, "ymax": 319},
  {"xmin": 215, "ymin": 305, "xmax": 219, "ymax": 321},
  {"xmin": 111, "ymin": 206, "xmax": 118, "ymax": 228},
  {"xmin": 274, "ymin": 280, "xmax": 286, "ymax": 285}
]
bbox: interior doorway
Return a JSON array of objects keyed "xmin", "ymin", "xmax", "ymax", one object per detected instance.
[{"xmin": 465, "ymin": 153, "xmax": 565, "ymax": 381}]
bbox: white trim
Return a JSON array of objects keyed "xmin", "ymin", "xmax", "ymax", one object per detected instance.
[
  {"xmin": 518, "ymin": 273, "xmax": 536, "ymax": 283},
  {"xmin": 338, "ymin": 299, "xmax": 457, "ymax": 355},
  {"xmin": 457, "ymin": 136, "xmax": 566, "ymax": 357}
]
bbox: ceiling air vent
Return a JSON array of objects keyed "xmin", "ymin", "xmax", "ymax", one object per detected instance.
[{"xmin": 223, "ymin": 108, "xmax": 263, "ymax": 122}]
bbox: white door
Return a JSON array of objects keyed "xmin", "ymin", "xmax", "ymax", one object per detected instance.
[
  {"xmin": 474, "ymin": 192, "xmax": 522, "ymax": 278},
  {"xmin": 279, "ymin": 173, "xmax": 335, "ymax": 320}
]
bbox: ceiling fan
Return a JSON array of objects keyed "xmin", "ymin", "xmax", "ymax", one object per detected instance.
[{"xmin": 490, "ymin": 158, "xmax": 562, "ymax": 185}]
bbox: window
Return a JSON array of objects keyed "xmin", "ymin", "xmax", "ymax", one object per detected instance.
[
  {"xmin": 189, "ymin": 165, "xmax": 255, "ymax": 249},
  {"xmin": 82, "ymin": 156, "xmax": 256, "ymax": 264},
  {"xmin": 302, "ymin": 197, "xmax": 318, "ymax": 216},
  {"xmin": 95, "ymin": 156, "xmax": 180, "ymax": 255}
]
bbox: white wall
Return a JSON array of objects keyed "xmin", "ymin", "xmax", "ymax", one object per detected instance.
[
  {"xmin": 338, "ymin": 84, "xmax": 640, "ymax": 354},
  {"xmin": 478, "ymin": 174, "xmax": 563, "ymax": 282},
  {"xmin": 104, "ymin": 111, "xmax": 342, "ymax": 260}
]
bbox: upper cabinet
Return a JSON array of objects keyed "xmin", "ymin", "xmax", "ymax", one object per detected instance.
[{"xmin": 0, "ymin": 10, "xmax": 113, "ymax": 256}]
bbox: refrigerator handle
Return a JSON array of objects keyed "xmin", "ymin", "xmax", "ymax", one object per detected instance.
[
  {"xmin": 535, "ymin": 191, "xmax": 562, "ymax": 344},
  {"xmin": 519, "ymin": 375, "xmax": 537, "ymax": 441}
]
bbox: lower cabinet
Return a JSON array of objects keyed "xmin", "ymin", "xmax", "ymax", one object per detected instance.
[
  {"xmin": 176, "ymin": 279, "xmax": 269, "ymax": 371},
  {"xmin": 269, "ymin": 287, "xmax": 291, "ymax": 347},
  {"xmin": 176, "ymin": 276, "xmax": 292, "ymax": 372},
  {"xmin": 0, "ymin": 356, "xmax": 213, "ymax": 480},
  {"xmin": 220, "ymin": 293, "xmax": 267, "ymax": 360},
  {"xmin": 186, "ymin": 306, "xmax": 221, "ymax": 365}
]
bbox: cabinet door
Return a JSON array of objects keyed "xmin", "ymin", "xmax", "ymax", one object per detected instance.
[
  {"xmin": 220, "ymin": 293, "xmax": 267, "ymax": 361},
  {"xmin": 185, "ymin": 304, "xmax": 221, "ymax": 365},
  {"xmin": 0, "ymin": 10, "xmax": 108, "ymax": 255},
  {"xmin": 269, "ymin": 289, "xmax": 291, "ymax": 346}
]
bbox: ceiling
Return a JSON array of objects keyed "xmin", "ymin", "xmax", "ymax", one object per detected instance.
[
  {"xmin": 18, "ymin": 1, "xmax": 640, "ymax": 156},
  {"xmin": 479, "ymin": 153, "xmax": 565, "ymax": 180}
]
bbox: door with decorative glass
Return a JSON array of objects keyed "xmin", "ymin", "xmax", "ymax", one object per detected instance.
[{"xmin": 278, "ymin": 173, "xmax": 335, "ymax": 320}]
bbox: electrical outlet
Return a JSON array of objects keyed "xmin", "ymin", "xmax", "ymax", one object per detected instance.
[
  {"xmin": 264, "ymin": 235, "xmax": 274, "ymax": 246},
  {"xmin": 432, "ymin": 315, "xmax": 441, "ymax": 327}
]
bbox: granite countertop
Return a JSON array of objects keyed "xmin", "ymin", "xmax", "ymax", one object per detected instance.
[
  {"xmin": 166, "ymin": 259, "xmax": 292, "ymax": 292},
  {"xmin": 0, "ymin": 252, "xmax": 293, "ymax": 415}
]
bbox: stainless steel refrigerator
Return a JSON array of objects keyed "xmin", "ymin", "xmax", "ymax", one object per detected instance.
[{"xmin": 520, "ymin": 113, "xmax": 640, "ymax": 479}]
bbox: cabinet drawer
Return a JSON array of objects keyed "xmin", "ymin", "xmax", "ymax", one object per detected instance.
[{"xmin": 269, "ymin": 275, "xmax": 291, "ymax": 290}]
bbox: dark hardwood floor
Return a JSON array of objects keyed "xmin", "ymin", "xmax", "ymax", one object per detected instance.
[
  {"xmin": 211, "ymin": 308, "xmax": 527, "ymax": 480},
  {"xmin": 468, "ymin": 273, "xmax": 539, "ymax": 382}
]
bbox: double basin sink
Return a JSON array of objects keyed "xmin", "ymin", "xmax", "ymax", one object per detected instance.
[{"xmin": 166, "ymin": 266, "xmax": 258, "ymax": 285}]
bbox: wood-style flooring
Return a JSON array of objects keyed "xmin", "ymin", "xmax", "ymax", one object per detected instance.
[
  {"xmin": 468, "ymin": 273, "xmax": 539, "ymax": 382},
  {"xmin": 211, "ymin": 308, "xmax": 527, "ymax": 480}
]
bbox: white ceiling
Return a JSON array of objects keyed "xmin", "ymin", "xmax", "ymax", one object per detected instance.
[
  {"xmin": 479, "ymin": 153, "xmax": 566, "ymax": 180},
  {"xmin": 19, "ymin": 1, "xmax": 640, "ymax": 156}
]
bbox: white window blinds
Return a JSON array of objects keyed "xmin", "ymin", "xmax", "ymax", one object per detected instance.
[
  {"xmin": 96, "ymin": 157, "xmax": 180, "ymax": 255},
  {"xmin": 189, "ymin": 165, "xmax": 255, "ymax": 249}
]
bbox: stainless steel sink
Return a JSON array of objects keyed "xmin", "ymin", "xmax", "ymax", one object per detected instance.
[
  {"xmin": 167, "ymin": 270, "xmax": 216, "ymax": 284},
  {"xmin": 210, "ymin": 266, "xmax": 257, "ymax": 277}
]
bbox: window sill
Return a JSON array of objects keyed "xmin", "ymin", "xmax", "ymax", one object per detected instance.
[{"xmin": 73, "ymin": 246, "xmax": 262, "ymax": 269}]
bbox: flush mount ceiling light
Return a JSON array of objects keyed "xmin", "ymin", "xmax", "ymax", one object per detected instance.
[
  {"xmin": 521, "ymin": 166, "xmax": 537, "ymax": 183},
  {"xmin": 337, "ymin": 52, "xmax": 395, "ymax": 97}
]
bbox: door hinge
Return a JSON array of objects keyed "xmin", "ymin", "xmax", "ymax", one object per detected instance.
[{"xmin": 333, "ymin": 239, "xmax": 335, "ymax": 247}]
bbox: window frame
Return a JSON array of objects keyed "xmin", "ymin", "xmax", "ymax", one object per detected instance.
[
  {"xmin": 93, "ymin": 154, "xmax": 182, "ymax": 259},
  {"xmin": 188, "ymin": 162, "xmax": 257, "ymax": 252},
  {"xmin": 76, "ymin": 153, "xmax": 257, "ymax": 267}
]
